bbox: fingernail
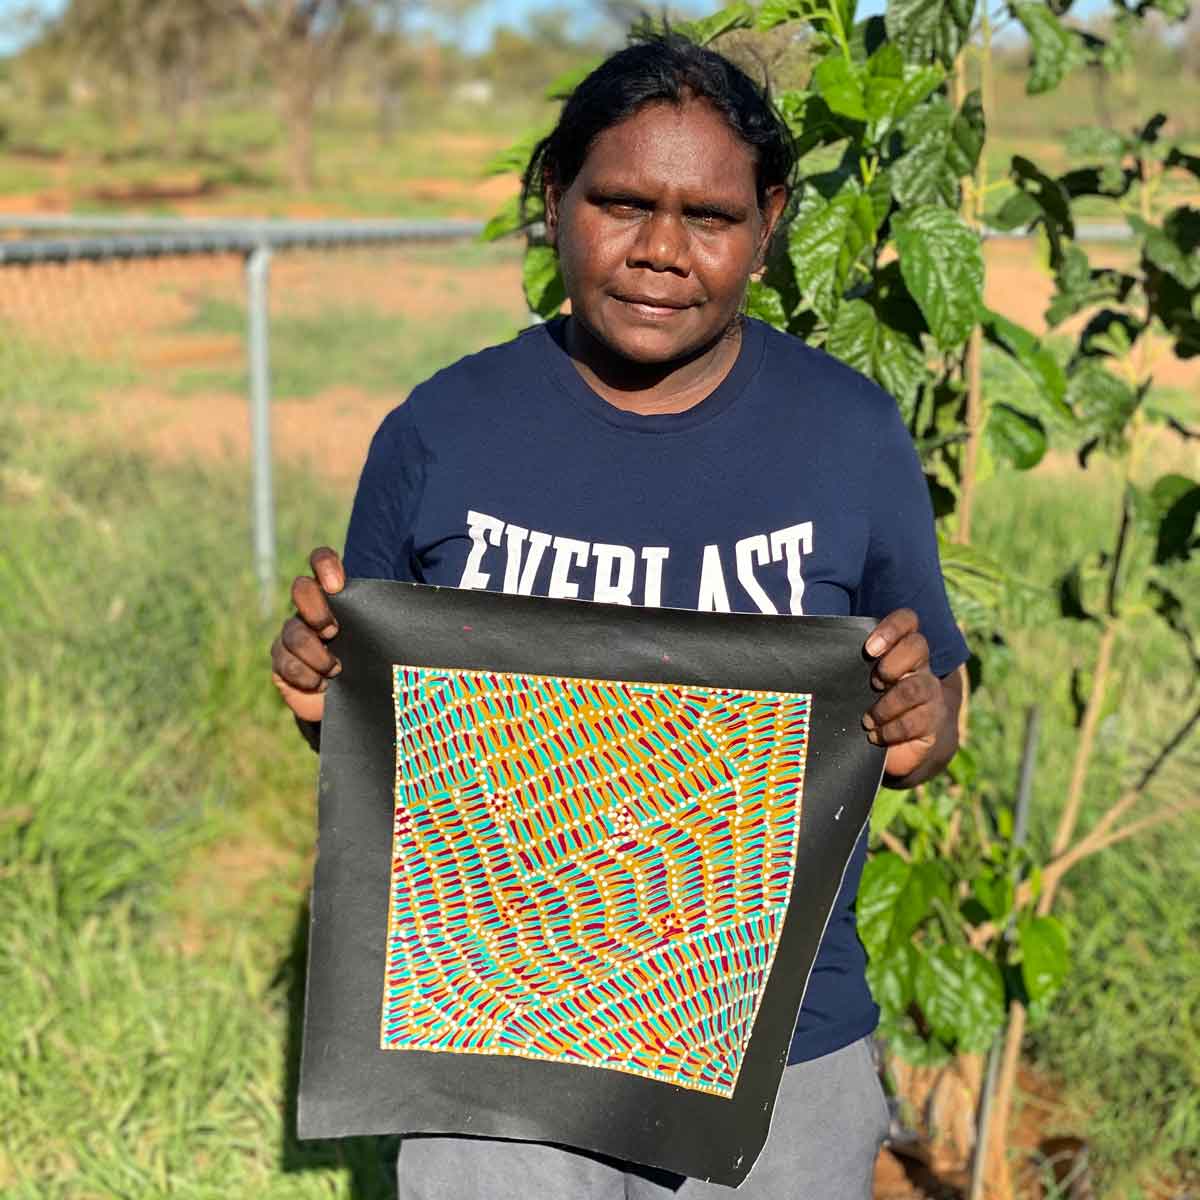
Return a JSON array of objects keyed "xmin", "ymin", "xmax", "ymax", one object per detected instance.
[
  {"xmin": 321, "ymin": 624, "xmax": 338, "ymax": 639},
  {"xmin": 318, "ymin": 679, "xmax": 329, "ymax": 693},
  {"xmin": 865, "ymin": 635, "xmax": 885, "ymax": 656},
  {"xmin": 330, "ymin": 661, "xmax": 342, "ymax": 677},
  {"xmin": 862, "ymin": 714, "xmax": 875, "ymax": 731},
  {"xmin": 867, "ymin": 731, "xmax": 880, "ymax": 745}
]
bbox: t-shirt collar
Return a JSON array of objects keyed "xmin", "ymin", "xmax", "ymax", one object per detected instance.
[{"xmin": 538, "ymin": 315, "xmax": 765, "ymax": 434}]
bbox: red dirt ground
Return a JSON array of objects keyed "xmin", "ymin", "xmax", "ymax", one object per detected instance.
[{"xmin": 13, "ymin": 238, "xmax": 1187, "ymax": 489}]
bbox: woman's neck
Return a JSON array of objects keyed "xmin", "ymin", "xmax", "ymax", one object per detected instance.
[{"xmin": 562, "ymin": 316, "xmax": 743, "ymax": 415}]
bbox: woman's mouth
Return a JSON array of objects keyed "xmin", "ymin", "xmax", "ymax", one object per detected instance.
[{"xmin": 612, "ymin": 294, "xmax": 694, "ymax": 318}]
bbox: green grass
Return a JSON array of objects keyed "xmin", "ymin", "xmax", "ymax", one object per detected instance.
[
  {"xmin": 1, "ymin": 316, "xmax": 1197, "ymax": 1195},
  {"xmin": 969, "ymin": 459, "xmax": 1200, "ymax": 1193},
  {"xmin": 171, "ymin": 297, "xmax": 518, "ymax": 400},
  {"xmin": 0, "ymin": 321, "xmax": 137, "ymax": 412},
  {"xmin": 0, "ymin": 404, "xmax": 399, "ymax": 1197}
]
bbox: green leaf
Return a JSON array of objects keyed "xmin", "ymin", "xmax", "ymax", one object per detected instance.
[
  {"xmin": 866, "ymin": 942, "xmax": 919, "ymax": 1015},
  {"xmin": 744, "ymin": 279, "xmax": 787, "ymax": 327},
  {"xmin": 673, "ymin": 0, "xmax": 755, "ymax": 44},
  {"xmin": 990, "ymin": 189, "xmax": 1041, "ymax": 231},
  {"xmin": 757, "ymin": 0, "xmax": 858, "ymax": 38},
  {"xmin": 981, "ymin": 308, "xmax": 1069, "ymax": 418},
  {"xmin": 915, "ymin": 945, "xmax": 1006, "ymax": 1052},
  {"xmin": 885, "ymin": 0, "xmax": 975, "ymax": 67},
  {"xmin": 1012, "ymin": 155, "xmax": 1076, "ymax": 240},
  {"xmin": 1065, "ymin": 126, "xmax": 1127, "ymax": 160},
  {"xmin": 865, "ymin": 167, "xmax": 894, "ymax": 231},
  {"xmin": 946, "ymin": 744, "xmax": 978, "ymax": 788},
  {"xmin": 1166, "ymin": 145, "xmax": 1200, "ymax": 181},
  {"xmin": 1150, "ymin": 474, "xmax": 1200, "ymax": 564},
  {"xmin": 778, "ymin": 90, "xmax": 859, "ymax": 157},
  {"xmin": 986, "ymin": 403, "xmax": 1048, "ymax": 470},
  {"xmin": 892, "ymin": 206, "xmax": 984, "ymax": 350},
  {"xmin": 1046, "ymin": 253, "xmax": 1131, "ymax": 327},
  {"xmin": 1018, "ymin": 915, "xmax": 1070, "ymax": 1009},
  {"xmin": 826, "ymin": 298, "xmax": 928, "ymax": 409},
  {"xmin": 1066, "ymin": 361, "xmax": 1138, "ymax": 442},
  {"xmin": 972, "ymin": 871, "xmax": 1015, "ymax": 922},
  {"xmin": 788, "ymin": 185, "xmax": 877, "ymax": 322},
  {"xmin": 544, "ymin": 59, "xmax": 602, "ymax": 100},
  {"xmin": 1058, "ymin": 164, "xmax": 1133, "ymax": 200},
  {"xmin": 522, "ymin": 245, "xmax": 566, "ymax": 317},
  {"xmin": 857, "ymin": 853, "xmax": 911, "ymax": 958},
  {"xmin": 1130, "ymin": 206, "xmax": 1200, "ymax": 290},
  {"xmin": 812, "ymin": 55, "xmax": 868, "ymax": 121},
  {"xmin": 892, "ymin": 92, "xmax": 983, "ymax": 208},
  {"xmin": 881, "ymin": 1019, "xmax": 955, "ymax": 1066},
  {"xmin": 938, "ymin": 538, "xmax": 1008, "ymax": 631},
  {"xmin": 479, "ymin": 194, "xmax": 524, "ymax": 243},
  {"xmin": 870, "ymin": 788, "xmax": 906, "ymax": 838},
  {"xmin": 859, "ymin": 857, "xmax": 949, "ymax": 959},
  {"xmin": 485, "ymin": 127, "xmax": 549, "ymax": 177},
  {"xmin": 1057, "ymin": 563, "xmax": 1094, "ymax": 622},
  {"xmin": 952, "ymin": 91, "xmax": 987, "ymax": 175},
  {"xmin": 860, "ymin": 43, "xmax": 944, "ymax": 137},
  {"xmin": 1013, "ymin": 2, "xmax": 1087, "ymax": 94}
]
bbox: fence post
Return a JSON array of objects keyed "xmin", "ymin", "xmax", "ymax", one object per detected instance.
[{"xmin": 245, "ymin": 241, "xmax": 276, "ymax": 618}]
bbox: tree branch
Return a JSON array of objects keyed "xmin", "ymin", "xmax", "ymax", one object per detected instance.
[{"xmin": 1049, "ymin": 622, "xmax": 1117, "ymax": 859}]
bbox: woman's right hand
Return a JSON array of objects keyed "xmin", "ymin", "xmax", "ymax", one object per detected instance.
[{"xmin": 270, "ymin": 546, "xmax": 346, "ymax": 725}]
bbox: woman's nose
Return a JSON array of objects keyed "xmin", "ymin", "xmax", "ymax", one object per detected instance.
[{"xmin": 628, "ymin": 212, "xmax": 690, "ymax": 274}]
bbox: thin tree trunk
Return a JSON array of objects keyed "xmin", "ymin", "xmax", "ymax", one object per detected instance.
[{"xmin": 282, "ymin": 72, "xmax": 317, "ymax": 192}]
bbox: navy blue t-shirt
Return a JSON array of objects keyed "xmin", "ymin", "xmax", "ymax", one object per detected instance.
[{"xmin": 343, "ymin": 316, "xmax": 968, "ymax": 1063}]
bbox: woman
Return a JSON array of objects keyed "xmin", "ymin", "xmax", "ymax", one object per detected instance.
[{"xmin": 272, "ymin": 35, "xmax": 966, "ymax": 1200}]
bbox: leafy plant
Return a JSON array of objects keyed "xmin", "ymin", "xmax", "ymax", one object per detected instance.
[{"xmin": 483, "ymin": 1, "xmax": 1200, "ymax": 1189}]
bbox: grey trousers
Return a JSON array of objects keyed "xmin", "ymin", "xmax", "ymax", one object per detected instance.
[{"xmin": 396, "ymin": 1037, "xmax": 890, "ymax": 1199}]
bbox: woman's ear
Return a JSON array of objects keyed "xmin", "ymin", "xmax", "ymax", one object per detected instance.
[
  {"xmin": 754, "ymin": 184, "xmax": 789, "ymax": 269},
  {"xmin": 544, "ymin": 173, "xmax": 562, "ymax": 248}
]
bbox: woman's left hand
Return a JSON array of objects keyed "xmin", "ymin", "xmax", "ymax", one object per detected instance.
[{"xmin": 862, "ymin": 608, "xmax": 962, "ymax": 786}]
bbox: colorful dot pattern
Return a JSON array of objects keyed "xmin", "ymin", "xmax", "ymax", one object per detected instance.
[{"xmin": 382, "ymin": 665, "xmax": 811, "ymax": 1098}]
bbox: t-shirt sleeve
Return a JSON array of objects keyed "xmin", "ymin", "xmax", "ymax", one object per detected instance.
[
  {"xmin": 855, "ymin": 400, "xmax": 969, "ymax": 679},
  {"xmin": 342, "ymin": 402, "xmax": 428, "ymax": 582}
]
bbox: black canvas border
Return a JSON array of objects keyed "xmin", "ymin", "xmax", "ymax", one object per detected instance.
[{"xmin": 297, "ymin": 581, "xmax": 885, "ymax": 1186}]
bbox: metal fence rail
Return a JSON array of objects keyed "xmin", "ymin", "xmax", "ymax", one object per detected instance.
[
  {"xmin": 1, "ymin": 216, "xmax": 484, "ymax": 614},
  {"xmin": 0, "ymin": 212, "xmax": 1132, "ymax": 615}
]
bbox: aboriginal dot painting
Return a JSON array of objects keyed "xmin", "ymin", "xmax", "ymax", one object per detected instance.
[{"xmin": 383, "ymin": 665, "xmax": 811, "ymax": 1098}]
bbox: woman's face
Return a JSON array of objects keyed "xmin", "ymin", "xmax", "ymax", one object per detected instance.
[{"xmin": 547, "ymin": 98, "xmax": 786, "ymax": 367}]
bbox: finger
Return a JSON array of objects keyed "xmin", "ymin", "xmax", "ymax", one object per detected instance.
[
  {"xmin": 292, "ymin": 575, "xmax": 337, "ymax": 638},
  {"xmin": 272, "ymin": 671, "xmax": 326, "ymax": 724},
  {"xmin": 309, "ymin": 546, "xmax": 346, "ymax": 596},
  {"xmin": 863, "ymin": 672, "xmax": 939, "ymax": 730},
  {"xmin": 866, "ymin": 701, "xmax": 940, "ymax": 747},
  {"xmin": 281, "ymin": 616, "xmax": 341, "ymax": 677},
  {"xmin": 864, "ymin": 608, "xmax": 919, "ymax": 659},
  {"xmin": 271, "ymin": 641, "xmax": 327, "ymax": 692},
  {"xmin": 871, "ymin": 631, "xmax": 930, "ymax": 689}
]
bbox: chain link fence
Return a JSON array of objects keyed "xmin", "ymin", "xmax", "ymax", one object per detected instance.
[{"xmin": 1, "ymin": 217, "xmax": 527, "ymax": 615}]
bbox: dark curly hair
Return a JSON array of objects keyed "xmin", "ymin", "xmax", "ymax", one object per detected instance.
[{"xmin": 521, "ymin": 34, "xmax": 796, "ymax": 218}]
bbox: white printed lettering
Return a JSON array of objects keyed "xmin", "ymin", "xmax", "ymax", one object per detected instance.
[
  {"xmin": 769, "ymin": 521, "xmax": 813, "ymax": 615},
  {"xmin": 592, "ymin": 542, "xmax": 636, "ymax": 605},
  {"xmin": 735, "ymin": 533, "xmax": 778, "ymax": 614},
  {"xmin": 547, "ymin": 535, "xmax": 591, "ymax": 599},
  {"xmin": 459, "ymin": 509, "xmax": 503, "ymax": 590},
  {"xmin": 697, "ymin": 544, "xmax": 731, "ymax": 612},
  {"xmin": 641, "ymin": 546, "xmax": 670, "ymax": 608}
]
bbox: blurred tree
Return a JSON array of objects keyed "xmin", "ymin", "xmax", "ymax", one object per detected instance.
[
  {"xmin": 225, "ymin": 1, "xmax": 413, "ymax": 191},
  {"xmin": 52, "ymin": 0, "xmax": 229, "ymax": 148}
]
